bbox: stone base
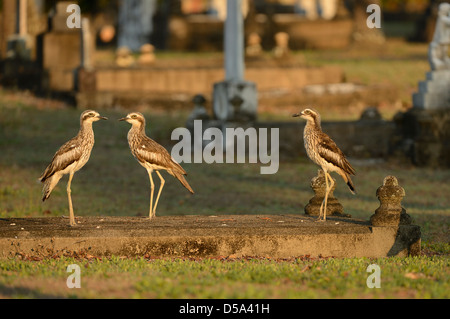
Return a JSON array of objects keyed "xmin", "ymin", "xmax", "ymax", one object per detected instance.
[
  {"xmin": 394, "ymin": 108, "xmax": 450, "ymax": 167},
  {"xmin": 412, "ymin": 71, "xmax": 450, "ymax": 110},
  {"xmin": 213, "ymin": 80, "xmax": 258, "ymax": 122},
  {"xmin": 0, "ymin": 215, "xmax": 421, "ymax": 259}
]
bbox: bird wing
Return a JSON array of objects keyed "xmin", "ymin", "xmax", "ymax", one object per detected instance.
[
  {"xmin": 39, "ymin": 137, "xmax": 83, "ymax": 181},
  {"xmin": 134, "ymin": 136, "xmax": 187, "ymax": 175},
  {"xmin": 317, "ymin": 132, "xmax": 355, "ymax": 176}
]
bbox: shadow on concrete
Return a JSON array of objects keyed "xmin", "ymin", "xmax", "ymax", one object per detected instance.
[{"xmin": 387, "ymin": 225, "xmax": 422, "ymax": 257}]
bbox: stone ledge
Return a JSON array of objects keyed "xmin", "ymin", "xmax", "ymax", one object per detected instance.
[{"xmin": 0, "ymin": 215, "xmax": 421, "ymax": 259}]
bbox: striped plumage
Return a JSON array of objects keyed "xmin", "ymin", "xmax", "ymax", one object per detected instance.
[
  {"xmin": 39, "ymin": 110, "xmax": 107, "ymax": 226},
  {"xmin": 293, "ymin": 108, "xmax": 356, "ymax": 221},
  {"xmin": 119, "ymin": 112, "xmax": 194, "ymax": 219}
]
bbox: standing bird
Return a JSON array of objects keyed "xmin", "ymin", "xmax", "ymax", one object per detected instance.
[
  {"xmin": 292, "ymin": 108, "xmax": 355, "ymax": 221},
  {"xmin": 39, "ymin": 110, "xmax": 108, "ymax": 226},
  {"xmin": 119, "ymin": 112, "xmax": 194, "ymax": 219}
]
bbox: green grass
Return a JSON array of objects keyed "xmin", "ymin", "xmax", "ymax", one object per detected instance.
[{"xmin": 0, "ymin": 256, "xmax": 448, "ymax": 298}]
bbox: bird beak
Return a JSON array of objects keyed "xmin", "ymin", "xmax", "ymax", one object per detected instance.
[
  {"xmin": 118, "ymin": 117, "xmax": 128, "ymax": 122},
  {"xmin": 292, "ymin": 110, "xmax": 306, "ymax": 117},
  {"xmin": 97, "ymin": 116, "xmax": 108, "ymax": 120}
]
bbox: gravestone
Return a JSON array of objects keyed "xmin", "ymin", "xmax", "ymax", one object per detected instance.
[
  {"xmin": 413, "ymin": 3, "xmax": 450, "ymax": 110},
  {"xmin": 212, "ymin": 0, "xmax": 258, "ymax": 122},
  {"xmin": 273, "ymin": 32, "xmax": 290, "ymax": 59},
  {"xmin": 397, "ymin": 3, "xmax": 450, "ymax": 167},
  {"xmin": 138, "ymin": 44, "xmax": 156, "ymax": 66},
  {"xmin": 115, "ymin": 46, "xmax": 135, "ymax": 67},
  {"xmin": 186, "ymin": 94, "xmax": 210, "ymax": 131},
  {"xmin": 41, "ymin": 2, "xmax": 83, "ymax": 91},
  {"xmin": 245, "ymin": 32, "xmax": 262, "ymax": 57},
  {"xmin": 117, "ymin": 0, "xmax": 156, "ymax": 52}
]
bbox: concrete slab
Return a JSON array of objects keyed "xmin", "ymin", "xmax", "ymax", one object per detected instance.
[{"xmin": 0, "ymin": 215, "xmax": 421, "ymax": 259}]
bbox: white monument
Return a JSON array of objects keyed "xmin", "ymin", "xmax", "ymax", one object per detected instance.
[
  {"xmin": 412, "ymin": 3, "xmax": 450, "ymax": 110},
  {"xmin": 429, "ymin": 3, "xmax": 450, "ymax": 71},
  {"xmin": 212, "ymin": 0, "xmax": 258, "ymax": 122}
]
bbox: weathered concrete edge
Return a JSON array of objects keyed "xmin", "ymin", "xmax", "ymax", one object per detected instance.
[{"xmin": 0, "ymin": 225, "xmax": 421, "ymax": 259}]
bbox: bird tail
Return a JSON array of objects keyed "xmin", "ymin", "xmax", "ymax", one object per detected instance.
[
  {"xmin": 174, "ymin": 173, "xmax": 194, "ymax": 194},
  {"xmin": 339, "ymin": 171, "xmax": 356, "ymax": 194},
  {"xmin": 41, "ymin": 173, "xmax": 62, "ymax": 202},
  {"xmin": 346, "ymin": 174, "xmax": 356, "ymax": 194}
]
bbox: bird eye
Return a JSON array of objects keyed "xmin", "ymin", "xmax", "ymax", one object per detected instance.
[
  {"xmin": 89, "ymin": 113, "xmax": 95, "ymax": 117},
  {"xmin": 131, "ymin": 114, "xmax": 137, "ymax": 119}
]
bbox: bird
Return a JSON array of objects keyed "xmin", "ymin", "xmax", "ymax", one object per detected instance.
[
  {"xmin": 119, "ymin": 112, "xmax": 194, "ymax": 219},
  {"xmin": 39, "ymin": 110, "xmax": 108, "ymax": 226},
  {"xmin": 292, "ymin": 108, "xmax": 355, "ymax": 221}
]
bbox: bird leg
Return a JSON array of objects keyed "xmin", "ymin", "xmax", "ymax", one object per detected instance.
[
  {"xmin": 317, "ymin": 170, "xmax": 331, "ymax": 222},
  {"xmin": 147, "ymin": 169, "xmax": 155, "ymax": 219},
  {"xmin": 66, "ymin": 172, "xmax": 76, "ymax": 227},
  {"xmin": 152, "ymin": 171, "xmax": 165, "ymax": 218},
  {"xmin": 319, "ymin": 196, "xmax": 324, "ymax": 220},
  {"xmin": 323, "ymin": 172, "xmax": 335, "ymax": 222}
]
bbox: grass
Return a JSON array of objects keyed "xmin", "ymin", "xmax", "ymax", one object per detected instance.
[
  {"xmin": 0, "ymin": 40, "xmax": 449, "ymax": 298},
  {"xmin": 0, "ymin": 256, "xmax": 448, "ymax": 299}
]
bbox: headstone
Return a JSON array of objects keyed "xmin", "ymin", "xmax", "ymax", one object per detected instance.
[
  {"xmin": 40, "ymin": 2, "xmax": 93, "ymax": 92},
  {"xmin": 186, "ymin": 94, "xmax": 210, "ymax": 131},
  {"xmin": 245, "ymin": 32, "xmax": 262, "ymax": 57},
  {"xmin": 360, "ymin": 107, "xmax": 382, "ymax": 121},
  {"xmin": 115, "ymin": 46, "xmax": 135, "ymax": 67},
  {"xmin": 212, "ymin": 0, "xmax": 258, "ymax": 122},
  {"xmin": 273, "ymin": 32, "xmax": 290, "ymax": 59},
  {"xmin": 51, "ymin": 1, "xmax": 79, "ymax": 32},
  {"xmin": 304, "ymin": 169, "xmax": 350, "ymax": 218},
  {"xmin": 412, "ymin": 3, "xmax": 450, "ymax": 110},
  {"xmin": 138, "ymin": 43, "xmax": 156, "ymax": 65},
  {"xmin": 118, "ymin": 0, "xmax": 156, "ymax": 52},
  {"xmin": 370, "ymin": 176, "xmax": 412, "ymax": 226}
]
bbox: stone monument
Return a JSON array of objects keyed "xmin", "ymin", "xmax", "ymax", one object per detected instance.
[
  {"xmin": 370, "ymin": 176, "xmax": 412, "ymax": 226},
  {"xmin": 115, "ymin": 46, "xmax": 135, "ymax": 67},
  {"xmin": 138, "ymin": 43, "xmax": 156, "ymax": 66},
  {"xmin": 117, "ymin": 0, "xmax": 156, "ymax": 52},
  {"xmin": 212, "ymin": 0, "xmax": 258, "ymax": 122},
  {"xmin": 413, "ymin": 3, "xmax": 450, "ymax": 110},
  {"xmin": 186, "ymin": 94, "xmax": 210, "ymax": 131},
  {"xmin": 273, "ymin": 32, "xmax": 290, "ymax": 59},
  {"xmin": 304, "ymin": 169, "xmax": 350, "ymax": 218},
  {"xmin": 395, "ymin": 3, "xmax": 450, "ymax": 167},
  {"xmin": 245, "ymin": 32, "xmax": 262, "ymax": 57}
]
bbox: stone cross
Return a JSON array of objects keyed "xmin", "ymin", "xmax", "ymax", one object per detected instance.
[
  {"xmin": 370, "ymin": 176, "xmax": 412, "ymax": 226},
  {"xmin": 304, "ymin": 169, "xmax": 350, "ymax": 218}
]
